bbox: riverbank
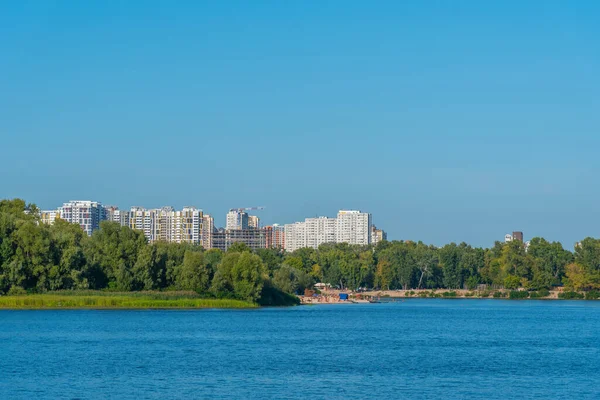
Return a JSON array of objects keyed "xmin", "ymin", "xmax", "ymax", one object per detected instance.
[
  {"xmin": 301, "ymin": 288, "xmax": 599, "ymax": 303},
  {"xmin": 0, "ymin": 291, "xmax": 257, "ymax": 309}
]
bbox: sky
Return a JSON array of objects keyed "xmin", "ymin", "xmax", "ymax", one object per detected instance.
[{"xmin": 1, "ymin": 0, "xmax": 599, "ymax": 248}]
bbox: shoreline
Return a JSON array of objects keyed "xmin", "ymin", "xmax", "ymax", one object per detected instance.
[{"xmin": 301, "ymin": 288, "xmax": 598, "ymax": 304}]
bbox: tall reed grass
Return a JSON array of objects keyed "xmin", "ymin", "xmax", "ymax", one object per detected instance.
[{"xmin": 0, "ymin": 294, "xmax": 256, "ymax": 309}]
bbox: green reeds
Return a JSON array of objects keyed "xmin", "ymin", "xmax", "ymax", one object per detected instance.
[{"xmin": 0, "ymin": 294, "xmax": 256, "ymax": 309}]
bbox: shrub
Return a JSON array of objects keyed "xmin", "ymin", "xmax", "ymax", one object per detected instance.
[
  {"xmin": 492, "ymin": 291, "xmax": 507, "ymax": 298},
  {"xmin": 465, "ymin": 292, "xmax": 474, "ymax": 297},
  {"xmin": 509, "ymin": 290, "xmax": 529, "ymax": 300},
  {"xmin": 529, "ymin": 288, "xmax": 551, "ymax": 298},
  {"xmin": 558, "ymin": 291, "xmax": 584, "ymax": 300},
  {"xmin": 7, "ymin": 286, "xmax": 27, "ymax": 295},
  {"xmin": 585, "ymin": 290, "xmax": 600, "ymax": 300},
  {"xmin": 442, "ymin": 291, "xmax": 457, "ymax": 297},
  {"xmin": 504, "ymin": 275, "xmax": 521, "ymax": 290}
]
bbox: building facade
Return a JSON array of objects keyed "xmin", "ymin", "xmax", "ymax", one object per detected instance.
[
  {"xmin": 335, "ymin": 210, "xmax": 372, "ymax": 246},
  {"xmin": 248, "ymin": 215, "xmax": 260, "ymax": 229},
  {"xmin": 305, "ymin": 217, "xmax": 336, "ymax": 249},
  {"xmin": 370, "ymin": 225, "xmax": 387, "ymax": 246},
  {"xmin": 40, "ymin": 210, "xmax": 60, "ymax": 225},
  {"xmin": 226, "ymin": 210, "xmax": 249, "ymax": 230},
  {"xmin": 59, "ymin": 200, "xmax": 106, "ymax": 236}
]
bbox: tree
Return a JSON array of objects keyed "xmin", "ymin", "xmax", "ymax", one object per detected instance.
[
  {"xmin": 230, "ymin": 252, "xmax": 267, "ymax": 302},
  {"xmin": 175, "ymin": 250, "xmax": 209, "ymax": 292}
]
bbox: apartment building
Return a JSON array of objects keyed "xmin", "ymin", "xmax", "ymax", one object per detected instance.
[
  {"xmin": 265, "ymin": 224, "xmax": 285, "ymax": 249},
  {"xmin": 370, "ymin": 225, "xmax": 387, "ymax": 246},
  {"xmin": 59, "ymin": 200, "xmax": 106, "ymax": 236},
  {"xmin": 201, "ymin": 214, "xmax": 214, "ymax": 249},
  {"xmin": 40, "ymin": 210, "xmax": 60, "ymax": 225},
  {"xmin": 284, "ymin": 222, "xmax": 307, "ymax": 252},
  {"xmin": 305, "ymin": 217, "xmax": 336, "ymax": 249},
  {"xmin": 336, "ymin": 210, "xmax": 372, "ymax": 246},
  {"xmin": 130, "ymin": 207, "xmax": 158, "ymax": 242},
  {"xmin": 226, "ymin": 210, "xmax": 249, "ymax": 230},
  {"xmin": 248, "ymin": 215, "xmax": 260, "ymax": 229},
  {"xmin": 104, "ymin": 206, "xmax": 130, "ymax": 227}
]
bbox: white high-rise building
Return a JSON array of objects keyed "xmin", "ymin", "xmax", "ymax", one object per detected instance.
[
  {"xmin": 335, "ymin": 210, "xmax": 372, "ymax": 246},
  {"xmin": 305, "ymin": 217, "xmax": 337, "ymax": 249},
  {"xmin": 226, "ymin": 210, "xmax": 249, "ymax": 230},
  {"xmin": 59, "ymin": 200, "xmax": 107, "ymax": 236},
  {"xmin": 284, "ymin": 222, "xmax": 307, "ymax": 252}
]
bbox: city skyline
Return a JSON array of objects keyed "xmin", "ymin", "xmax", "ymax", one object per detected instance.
[{"xmin": 38, "ymin": 198, "xmax": 382, "ymax": 252}]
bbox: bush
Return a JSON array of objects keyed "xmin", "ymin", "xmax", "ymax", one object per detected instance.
[
  {"xmin": 7, "ymin": 286, "xmax": 27, "ymax": 295},
  {"xmin": 492, "ymin": 291, "xmax": 507, "ymax": 298},
  {"xmin": 504, "ymin": 275, "xmax": 521, "ymax": 290},
  {"xmin": 509, "ymin": 290, "xmax": 529, "ymax": 299},
  {"xmin": 585, "ymin": 290, "xmax": 600, "ymax": 300},
  {"xmin": 529, "ymin": 288, "xmax": 551, "ymax": 298},
  {"xmin": 465, "ymin": 291, "xmax": 474, "ymax": 297},
  {"xmin": 442, "ymin": 291, "xmax": 457, "ymax": 297},
  {"xmin": 558, "ymin": 291, "xmax": 584, "ymax": 300}
]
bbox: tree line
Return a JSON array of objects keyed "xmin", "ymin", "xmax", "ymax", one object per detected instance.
[{"xmin": 1, "ymin": 199, "xmax": 600, "ymax": 301}]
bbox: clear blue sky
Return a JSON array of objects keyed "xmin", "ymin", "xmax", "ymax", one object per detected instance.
[{"xmin": 1, "ymin": 0, "xmax": 599, "ymax": 248}]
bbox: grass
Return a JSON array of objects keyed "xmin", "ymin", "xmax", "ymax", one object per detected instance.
[{"xmin": 0, "ymin": 291, "xmax": 257, "ymax": 309}]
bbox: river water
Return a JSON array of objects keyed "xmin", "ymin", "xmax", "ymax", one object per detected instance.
[{"xmin": 1, "ymin": 299, "xmax": 599, "ymax": 399}]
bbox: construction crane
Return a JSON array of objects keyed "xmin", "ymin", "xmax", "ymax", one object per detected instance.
[{"xmin": 229, "ymin": 206, "xmax": 265, "ymax": 213}]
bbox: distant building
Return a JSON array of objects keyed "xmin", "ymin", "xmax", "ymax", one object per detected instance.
[
  {"xmin": 59, "ymin": 200, "xmax": 107, "ymax": 236},
  {"xmin": 248, "ymin": 215, "xmax": 260, "ymax": 229},
  {"xmin": 211, "ymin": 228, "xmax": 267, "ymax": 252},
  {"xmin": 283, "ymin": 210, "xmax": 375, "ymax": 251},
  {"xmin": 104, "ymin": 206, "xmax": 130, "ymax": 227},
  {"xmin": 130, "ymin": 207, "xmax": 158, "ymax": 242},
  {"xmin": 370, "ymin": 225, "xmax": 387, "ymax": 246},
  {"xmin": 284, "ymin": 222, "xmax": 307, "ymax": 252},
  {"xmin": 226, "ymin": 210, "xmax": 249, "ymax": 230},
  {"xmin": 505, "ymin": 231, "xmax": 524, "ymax": 243},
  {"xmin": 265, "ymin": 224, "xmax": 285, "ymax": 249},
  {"xmin": 40, "ymin": 210, "xmax": 60, "ymax": 225},
  {"xmin": 512, "ymin": 231, "xmax": 524, "ymax": 242},
  {"xmin": 336, "ymin": 210, "xmax": 372, "ymax": 246},
  {"xmin": 305, "ymin": 217, "xmax": 337, "ymax": 249},
  {"xmin": 201, "ymin": 214, "xmax": 214, "ymax": 249}
]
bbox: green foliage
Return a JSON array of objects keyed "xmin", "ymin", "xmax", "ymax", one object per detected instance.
[
  {"xmin": 465, "ymin": 275, "xmax": 480, "ymax": 290},
  {"xmin": 492, "ymin": 291, "xmax": 507, "ymax": 298},
  {"xmin": 509, "ymin": 290, "xmax": 529, "ymax": 299},
  {"xmin": 585, "ymin": 290, "xmax": 600, "ymax": 300},
  {"xmin": 558, "ymin": 291, "xmax": 584, "ymax": 300},
  {"xmin": 503, "ymin": 275, "xmax": 521, "ymax": 290},
  {"xmin": 529, "ymin": 288, "xmax": 551, "ymax": 298}
]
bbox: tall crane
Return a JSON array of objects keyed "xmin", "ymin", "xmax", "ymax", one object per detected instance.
[{"xmin": 229, "ymin": 206, "xmax": 265, "ymax": 213}]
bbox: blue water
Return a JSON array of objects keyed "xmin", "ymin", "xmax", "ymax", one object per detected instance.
[{"xmin": 1, "ymin": 300, "xmax": 599, "ymax": 399}]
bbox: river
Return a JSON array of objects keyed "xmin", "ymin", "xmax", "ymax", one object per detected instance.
[{"xmin": 1, "ymin": 299, "xmax": 599, "ymax": 399}]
